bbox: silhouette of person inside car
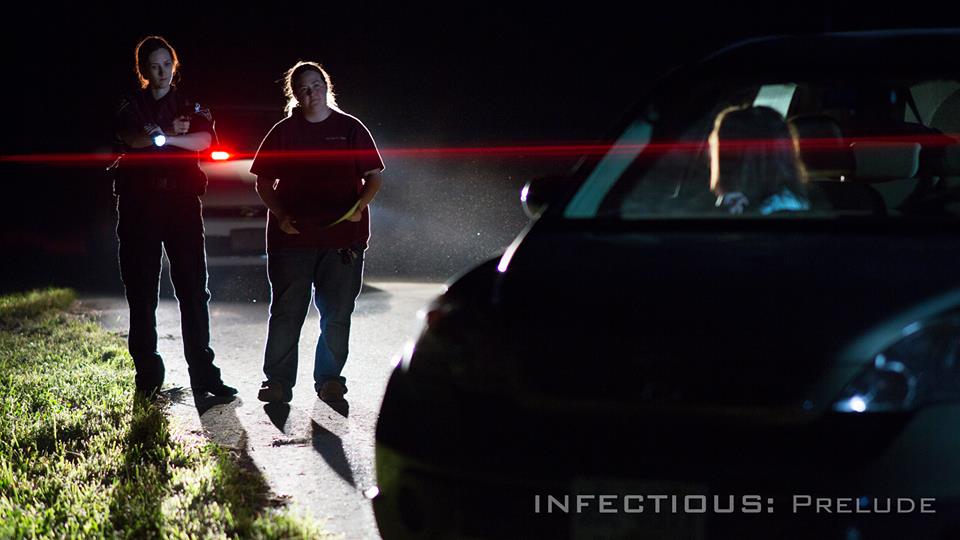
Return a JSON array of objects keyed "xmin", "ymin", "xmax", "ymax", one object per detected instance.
[{"xmin": 709, "ymin": 105, "xmax": 811, "ymax": 215}]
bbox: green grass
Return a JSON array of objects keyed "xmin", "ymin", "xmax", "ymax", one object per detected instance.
[
  {"xmin": 0, "ymin": 288, "xmax": 75, "ymax": 322},
  {"xmin": 0, "ymin": 288, "xmax": 328, "ymax": 539}
]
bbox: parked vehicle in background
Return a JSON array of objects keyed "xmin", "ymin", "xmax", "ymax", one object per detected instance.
[
  {"xmin": 200, "ymin": 153, "xmax": 266, "ymax": 266},
  {"xmin": 199, "ymin": 106, "xmax": 276, "ymax": 267}
]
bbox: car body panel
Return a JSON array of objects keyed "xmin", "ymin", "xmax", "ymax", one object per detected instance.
[{"xmin": 373, "ymin": 29, "xmax": 960, "ymax": 539}]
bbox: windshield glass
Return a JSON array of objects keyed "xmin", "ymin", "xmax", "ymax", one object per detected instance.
[{"xmin": 564, "ymin": 77, "xmax": 960, "ymax": 219}]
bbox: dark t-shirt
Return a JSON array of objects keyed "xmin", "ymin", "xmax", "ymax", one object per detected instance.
[
  {"xmin": 250, "ymin": 109, "xmax": 385, "ymax": 251},
  {"xmin": 113, "ymin": 87, "xmax": 214, "ymax": 196}
]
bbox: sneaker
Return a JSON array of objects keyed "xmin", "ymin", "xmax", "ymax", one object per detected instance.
[
  {"xmin": 258, "ymin": 380, "xmax": 292, "ymax": 403},
  {"xmin": 193, "ymin": 380, "xmax": 238, "ymax": 397},
  {"xmin": 318, "ymin": 380, "xmax": 347, "ymax": 403}
]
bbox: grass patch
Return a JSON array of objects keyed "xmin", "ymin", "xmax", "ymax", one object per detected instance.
[
  {"xmin": 0, "ymin": 289, "xmax": 328, "ymax": 539},
  {"xmin": 0, "ymin": 288, "xmax": 75, "ymax": 324}
]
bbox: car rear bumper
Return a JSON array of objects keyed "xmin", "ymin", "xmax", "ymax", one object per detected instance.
[
  {"xmin": 373, "ymin": 370, "xmax": 960, "ymax": 539},
  {"xmin": 373, "ymin": 443, "xmax": 569, "ymax": 539},
  {"xmin": 373, "ymin": 442, "xmax": 960, "ymax": 540}
]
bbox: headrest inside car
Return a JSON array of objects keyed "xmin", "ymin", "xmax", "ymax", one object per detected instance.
[
  {"xmin": 850, "ymin": 142, "xmax": 920, "ymax": 182},
  {"xmin": 788, "ymin": 114, "xmax": 849, "ymax": 179},
  {"xmin": 940, "ymin": 144, "xmax": 960, "ymax": 176}
]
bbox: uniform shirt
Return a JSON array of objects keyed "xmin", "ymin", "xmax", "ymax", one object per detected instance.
[
  {"xmin": 250, "ymin": 109, "xmax": 385, "ymax": 251},
  {"xmin": 113, "ymin": 87, "xmax": 214, "ymax": 195}
]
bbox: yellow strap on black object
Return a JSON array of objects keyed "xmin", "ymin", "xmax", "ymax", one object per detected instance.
[{"xmin": 323, "ymin": 200, "xmax": 362, "ymax": 229}]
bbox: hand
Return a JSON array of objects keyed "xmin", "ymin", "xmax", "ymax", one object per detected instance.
[
  {"xmin": 143, "ymin": 123, "xmax": 163, "ymax": 137},
  {"xmin": 719, "ymin": 192, "xmax": 750, "ymax": 215},
  {"xmin": 278, "ymin": 214, "xmax": 300, "ymax": 235},
  {"xmin": 347, "ymin": 208, "xmax": 363, "ymax": 222},
  {"xmin": 172, "ymin": 115, "xmax": 191, "ymax": 135}
]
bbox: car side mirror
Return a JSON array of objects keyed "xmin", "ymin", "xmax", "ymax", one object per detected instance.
[{"xmin": 521, "ymin": 176, "xmax": 570, "ymax": 219}]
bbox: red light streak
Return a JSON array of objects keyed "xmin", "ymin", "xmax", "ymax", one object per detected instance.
[{"xmin": 1, "ymin": 134, "xmax": 958, "ymax": 166}]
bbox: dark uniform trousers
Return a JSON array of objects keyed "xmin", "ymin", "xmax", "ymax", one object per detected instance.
[{"xmin": 116, "ymin": 191, "xmax": 220, "ymax": 390}]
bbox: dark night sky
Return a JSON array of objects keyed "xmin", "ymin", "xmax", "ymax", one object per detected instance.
[
  {"xmin": 0, "ymin": 1, "xmax": 823, "ymax": 153},
  {"xmin": 3, "ymin": 1, "xmax": 956, "ymax": 154}
]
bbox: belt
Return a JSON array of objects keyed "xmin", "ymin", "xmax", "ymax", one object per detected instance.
[{"xmin": 146, "ymin": 176, "xmax": 179, "ymax": 191}]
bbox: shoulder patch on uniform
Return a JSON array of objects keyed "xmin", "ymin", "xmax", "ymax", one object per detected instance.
[{"xmin": 115, "ymin": 96, "xmax": 131, "ymax": 115}]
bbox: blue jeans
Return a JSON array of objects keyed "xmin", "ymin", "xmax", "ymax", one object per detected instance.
[{"xmin": 262, "ymin": 248, "xmax": 364, "ymax": 393}]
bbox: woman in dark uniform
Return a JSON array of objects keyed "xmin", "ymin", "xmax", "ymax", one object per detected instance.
[{"xmin": 113, "ymin": 35, "xmax": 235, "ymax": 399}]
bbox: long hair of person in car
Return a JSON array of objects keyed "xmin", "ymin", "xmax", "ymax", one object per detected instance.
[
  {"xmin": 709, "ymin": 105, "xmax": 808, "ymax": 212},
  {"xmin": 282, "ymin": 61, "xmax": 340, "ymax": 117},
  {"xmin": 134, "ymin": 36, "xmax": 180, "ymax": 89}
]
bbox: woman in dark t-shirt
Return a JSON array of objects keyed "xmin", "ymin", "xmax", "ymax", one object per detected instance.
[{"xmin": 251, "ymin": 61, "xmax": 384, "ymax": 404}]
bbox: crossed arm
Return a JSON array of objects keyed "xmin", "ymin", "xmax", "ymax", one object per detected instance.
[{"xmin": 118, "ymin": 117, "xmax": 212, "ymax": 151}]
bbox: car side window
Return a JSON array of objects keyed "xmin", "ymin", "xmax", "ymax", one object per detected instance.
[{"xmin": 604, "ymin": 88, "xmax": 764, "ymax": 217}]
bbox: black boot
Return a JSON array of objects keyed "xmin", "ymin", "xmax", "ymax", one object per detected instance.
[{"xmin": 193, "ymin": 380, "xmax": 238, "ymax": 397}]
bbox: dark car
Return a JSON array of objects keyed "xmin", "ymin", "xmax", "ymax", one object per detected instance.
[{"xmin": 372, "ymin": 29, "xmax": 960, "ymax": 539}]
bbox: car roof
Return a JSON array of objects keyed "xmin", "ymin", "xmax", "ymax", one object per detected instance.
[{"xmin": 696, "ymin": 28, "xmax": 960, "ymax": 78}]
